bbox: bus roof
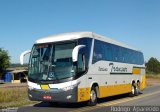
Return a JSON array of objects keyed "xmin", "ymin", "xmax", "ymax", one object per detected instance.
[{"xmin": 36, "ymin": 32, "xmax": 139, "ymax": 51}]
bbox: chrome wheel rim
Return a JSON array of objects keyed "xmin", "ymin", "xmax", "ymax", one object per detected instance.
[
  {"xmin": 90, "ymin": 90, "xmax": 96, "ymax": 102},
  {"xmin": 132, "ymin": 86, "xmax": 135, "ymax": 94}
]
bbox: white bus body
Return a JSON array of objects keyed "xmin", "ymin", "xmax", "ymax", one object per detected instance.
[{"xmin": 20, "ymin": 32, "xmax": 146, "ymax": 105}]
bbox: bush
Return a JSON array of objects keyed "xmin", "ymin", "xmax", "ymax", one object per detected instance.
[
  {"xmin": 0, "ymin": 48, "xmax": 10, "ymax": 78},
  {"xmin": 146, "ymin": 57, "xmax": 160, "ymax": 74}
]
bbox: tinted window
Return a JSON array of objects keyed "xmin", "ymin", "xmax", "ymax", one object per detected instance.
[
  {"xmin": 78, "ymin": 38, "xmax": 92, "ymax": 67},
  {"xmin": 92, "ymin": 39, "xmax": 144, "ymax": 65},
  {"xmin": 93, "ymin": 40, "xmax": 104, "ymax": 63},
  {"xmin": 104, "ymin": 43, "xmax": 113, "ymax": 61}
]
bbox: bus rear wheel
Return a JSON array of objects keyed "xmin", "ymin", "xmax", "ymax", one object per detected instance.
[
  {"xmin": 130, "ymin": 83, "xmax": 138, "ymax": 97},
  {"xmin": 87, "ymin": 87, "xmax": 97, "ymax": 106},
  {"xmin": 137, "ymin": 82, "xmax": 142, "ymax": 94}
]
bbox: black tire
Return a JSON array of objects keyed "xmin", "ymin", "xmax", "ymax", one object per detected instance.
[
  {"xmin": 135, "ymin": 85, "xmax": 139, "ymax": 96},
  {"xmin": 129, "ymin": 83, "xmax": 138, "ymax": 97},
  {"xmin": 137, "ymin": 82, "xmax": 142, "ymax": 94},
  {"xmin": 87, "ymin": 87, "xmax": 97, "ymax": 106}
]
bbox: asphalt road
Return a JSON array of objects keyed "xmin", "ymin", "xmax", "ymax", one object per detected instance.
[{"xmin": 18, "ymin": 84, "xmax": 160, "ymax": 112}]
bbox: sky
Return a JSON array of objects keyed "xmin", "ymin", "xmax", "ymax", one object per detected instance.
[{"xmin": 0, "ymin": 0, "xmax": 160, "ymax": 63}]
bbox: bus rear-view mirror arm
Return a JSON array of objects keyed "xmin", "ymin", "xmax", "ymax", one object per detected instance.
[
  {"xmin": 72, "ymin": 45, "xmax": 86, "ymax": 62},
  {"xmin": 20, "ymin": 50, "xmax": 31, "ymax": 65}
]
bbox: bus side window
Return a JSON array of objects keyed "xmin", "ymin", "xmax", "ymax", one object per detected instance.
[
  {"xmin": 112, "ymin": 45, "xmax": 118, "ymax": 62},
  {"xmin": 105, "ymin": 43, "xmax": 113, "ymax": 61},
  {"xmin": 92, "ymin": 40, "xmax": 104, "ymax": 63}
]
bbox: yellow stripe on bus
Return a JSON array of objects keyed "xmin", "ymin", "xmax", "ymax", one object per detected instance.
[
  {"xmin": 140, "ymin": 75, "xmax": 146, "ymax": 90},
  {"xmin": 99, "ymin": 84, "xmax": 132, "ymax": 98},
  {"xmin": 78, "ymin": 87, "xmax": 91, "ymax": 102},
  {"xmin": 77, "ymin": 80, "xmax": 147, "ymax": 102},
  {"xmin": 77, "ymin": 84, "xmax": 132, "ymax": 102}
]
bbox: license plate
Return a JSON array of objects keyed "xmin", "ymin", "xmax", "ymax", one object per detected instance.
[{"xmin": 43, "ymin": 95, "xmax": 52, "ymax": 100}]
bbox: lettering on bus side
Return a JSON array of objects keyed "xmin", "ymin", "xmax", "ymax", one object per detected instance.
[
  {"xmin": 98, "ymin": 67, "xmax": 108, "ymax": 71},
  {"xmin": 109, "ymin": 63, "xmax": 128, "ymax": 74},
  {"xmin": 97, "ymin": 63, "xmax": 129, "ymax": 74}
]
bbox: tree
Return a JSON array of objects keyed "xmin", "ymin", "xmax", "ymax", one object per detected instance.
[
  {"xmin": 146, "ymin": 57, "xmax": 160, "ymax": 74},
  {"xmin": 0, "ymin": 48, "xmax": 10, "ymax": 78}
]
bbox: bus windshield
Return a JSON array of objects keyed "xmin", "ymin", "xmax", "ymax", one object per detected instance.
[{"xmin": 28, "ymin": 42, "xmax": 76, "ymax": 82}]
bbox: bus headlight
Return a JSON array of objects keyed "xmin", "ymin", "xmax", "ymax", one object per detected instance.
[
  {"xmin": 60, "ymin": 81, "xmax": 81, "ymax": 91},
  {"xmin": 61, "ymin": 85, "xmax": 74, "ymax": 91}
]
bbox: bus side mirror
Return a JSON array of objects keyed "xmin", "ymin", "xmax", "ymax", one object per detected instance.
[
  {"xmin": 20, "ymin": 50, "xmax": 31, "ymax": 65},
  {"xmin": 72, "ymin": 45, "xmax": 86, "ymax": 62},
  {"xmin": 78, "ymin": 53, "xmax": 86, "ymax": 72}
]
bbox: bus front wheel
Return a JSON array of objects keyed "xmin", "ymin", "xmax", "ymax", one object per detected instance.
[{"xmin": 87, "ymin": 87, "xmax": 97, "ymax": 106}]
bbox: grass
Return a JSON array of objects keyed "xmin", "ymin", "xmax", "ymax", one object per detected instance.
[
  {"xmin": 0, "ymin": 86, "xmax": 37, "ymax": 108},
  {"xmin": 146, "ymin": 74, "xmax": 160, "ymax": 86},
  {"xmin": 146, "ymin": 74, "xmax": 160, "ymax": 79}
]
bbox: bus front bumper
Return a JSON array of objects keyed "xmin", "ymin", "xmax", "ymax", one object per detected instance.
[{"xmin": 28, "ymin": 86, "xmax": 78, "ymax": 103}]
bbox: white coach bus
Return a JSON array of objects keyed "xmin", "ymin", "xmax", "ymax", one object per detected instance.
[{"xmin": 20, "ymin": 32, "xmax": 146, "ymax": 106}]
